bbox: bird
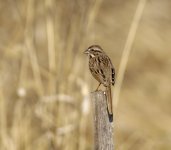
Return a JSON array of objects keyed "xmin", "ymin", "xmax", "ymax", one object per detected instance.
[{"xmin": 84, "ymin": 45, "xmax": 115, "ymax": 122}]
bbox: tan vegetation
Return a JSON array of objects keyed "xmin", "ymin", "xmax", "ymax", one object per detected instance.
[{"xmin": 0, "ymin": 0, "xmax": 171, "ymax": 150}]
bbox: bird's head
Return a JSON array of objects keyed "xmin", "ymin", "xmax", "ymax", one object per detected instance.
[{"xmin": 84, "ymin": 45, "xmax": 104, "ymax": 57}]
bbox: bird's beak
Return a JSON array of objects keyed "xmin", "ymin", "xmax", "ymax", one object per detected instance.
[{"xmin": 84, "ymin": 49, "xmax": 89, "ymax": 54}]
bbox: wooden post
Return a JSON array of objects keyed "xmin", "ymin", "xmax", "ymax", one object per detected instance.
[{"xmin": 91, "ymin": 90, "xmax": 114, "ymax": 150}]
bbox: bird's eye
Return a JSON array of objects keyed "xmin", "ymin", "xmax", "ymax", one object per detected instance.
[{"xmin": 88, "ymin": 48, "xmax": 92, "ymax": 52}]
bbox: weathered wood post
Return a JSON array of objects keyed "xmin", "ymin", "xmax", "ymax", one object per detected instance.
[{"xmin": 91, "ymin": 90, "xmax": 114, "ymax": 150}]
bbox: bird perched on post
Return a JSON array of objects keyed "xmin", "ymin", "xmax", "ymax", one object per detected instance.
[{"xmin": 84, "ymin": 45, "xmax": 115, "ymax": 122}]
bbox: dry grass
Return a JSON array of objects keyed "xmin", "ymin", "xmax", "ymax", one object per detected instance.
[{"xmin": 0, "ymin": 0, "xmax": 171, "ymax": 150}]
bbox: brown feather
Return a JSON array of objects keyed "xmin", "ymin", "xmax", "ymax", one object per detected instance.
[{"xmin": 85, "ymin": 45, "xmax": 115, "ymax": 122}]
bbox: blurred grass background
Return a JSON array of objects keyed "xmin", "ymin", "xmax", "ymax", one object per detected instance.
[{"xmin": 0, "ymin": 0, "xmax": 171, "ymax": 150}]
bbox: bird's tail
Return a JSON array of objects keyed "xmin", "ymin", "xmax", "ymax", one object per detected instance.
[{"xmin": 106, "ymin": 85, "xmax": 113, "ymax": 122}]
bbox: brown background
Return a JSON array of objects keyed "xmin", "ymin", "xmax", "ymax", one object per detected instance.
[{"xmin": 0, "ymin": 0, "xmax": 171, "ymax": 150}]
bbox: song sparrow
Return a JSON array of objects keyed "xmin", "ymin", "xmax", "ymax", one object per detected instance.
[{"xmin": 84, "ymin": 45, "xmax": 115, "ymax": 122}]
